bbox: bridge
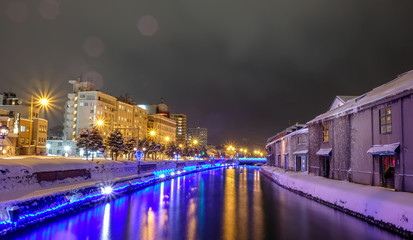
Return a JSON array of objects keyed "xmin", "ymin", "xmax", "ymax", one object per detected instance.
[{"xmin": 237, "ymin": 158, "xmax": 267, "ymax": 165}]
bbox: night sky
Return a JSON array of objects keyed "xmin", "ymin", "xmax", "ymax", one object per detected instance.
[{"xmin": 1, "ymin": 0, "xmax": 413, "ymax": 146}]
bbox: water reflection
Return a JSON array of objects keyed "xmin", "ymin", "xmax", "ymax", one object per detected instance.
[
  {"xmin": 12, "ymin": 166, "xmax": 403, "ymax": 240},
  {"xmin": 101, "ymin": 203, "xmax": 111, "ymax": 240}
]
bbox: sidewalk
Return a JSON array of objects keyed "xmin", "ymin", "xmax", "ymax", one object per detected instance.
[{"xmin": 260, "ymin": 166, "xmax": 413, "ymax": 235}]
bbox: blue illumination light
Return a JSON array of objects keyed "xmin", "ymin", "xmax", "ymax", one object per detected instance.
[
  {"xmin": 0, "ymin": 163, "xmax": 233, "ymax": 235},
  {"xmin": 183, "ymin": 166, "xmax": 197, "ymax": 171},
  {"xmin": 101, "ymin": 186, "xmax": 113, "ymax": 195},
  {"xmin": 153, "ymin": 168, "xmax": 175, "ymax": 177},
  {"xmin": 135, "ymin": 151, "xmax": 144, "ymax": 162}
]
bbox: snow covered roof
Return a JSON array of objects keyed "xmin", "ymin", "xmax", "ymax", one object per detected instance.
[
  {"xmin": 266, "ymin": 128, "xmax": 308, "ymax": 147},
  {"xmin": 367, "ymin": 142, "xmax": 400, "ymax": 155},
  {"xmin": 337, "ymin": 95, "xmax": 357, "ymax": 103},
  {"xmin": 308, "ymin": 70, "xmax": 413, "ymax": 124}
]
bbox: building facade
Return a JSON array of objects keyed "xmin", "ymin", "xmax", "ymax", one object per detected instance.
[
  {"xmin": 266, "ymin": 124, "xmax": 308, "ymax": 171},
  {"xmin": 187, "ymin": 127, "xmax": 208, "ymax": 147},
  {"xmin": 170, "ymin": 113, "xmax": 187, "ymax": 145},
  {"xmin": 63, "ymin": 77, "xmax": 148, "ymax": 143},
  {"xmin": 307, "ymin": 70, "xmax": 413, "ymax": 192},
  {"xmin": 147, "ymin": 114, "xmax": 176, "ymax": 145},
  {"xmin": 46, "ymin": 140, "xmax": 77, "ymax": 156}
]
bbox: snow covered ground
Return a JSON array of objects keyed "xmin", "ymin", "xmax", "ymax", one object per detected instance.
[
  {"xmin": 260, "ymin": 166, "xmax": 413, "ymax": 235},
  {"xmin": 0, "ymin": 156, "xmax": 198, "ymax": 203}
]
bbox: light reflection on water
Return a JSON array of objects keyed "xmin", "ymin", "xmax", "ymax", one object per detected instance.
[{"xmin": 12, "ymin": 167, "xmax": 402, "ymax": 240}]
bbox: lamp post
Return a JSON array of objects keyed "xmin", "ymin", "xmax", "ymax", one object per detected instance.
[{"xmin": 0, "ymin": 125, "xmax": 10, "ymax": 155}]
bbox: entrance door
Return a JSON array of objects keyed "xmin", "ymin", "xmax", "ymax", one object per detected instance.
[
  {"xmin": 295, "ymin": 156, "xmax": 301, "ymax": 171},
  {"xmin": 380, "ymin": 155, "xmax": 395, "ymax": 189},
  {"xmin": 322, "ymin": 156, "xmax": 330, "ymax": 178},
  {"xmin": 284, "ymin": 154, "xmax": 289, "ymax": 170},
  {"xmin": 301, "ymin": 155, "xmax": 307, "ymax": 172}
]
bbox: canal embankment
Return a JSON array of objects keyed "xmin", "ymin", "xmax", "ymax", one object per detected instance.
[
  {"xmin": 0, "ymin": 156, "xmax": 232, "ymax": 237},
  {"xmin": 260, "ymin": 166, "xmax": 413, "ymax": 238}
]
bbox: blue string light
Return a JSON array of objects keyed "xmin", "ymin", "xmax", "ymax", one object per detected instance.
[{"xmin": 0, "ymin": 163, "xmax": 237, "ymax": 234}]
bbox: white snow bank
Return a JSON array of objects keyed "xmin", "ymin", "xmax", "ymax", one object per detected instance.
[{"xmin": 260, "ymin": 166, "xmax": 413, "ymax": 233}]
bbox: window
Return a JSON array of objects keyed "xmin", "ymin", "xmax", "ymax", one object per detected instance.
[
  {"xmin": 298, "ymin": 136, "xmax": 302, "ymax": 144},
  {"xmin": 80, "ymin": 102, "xmax": 84, "ymax": 106},
  {"xmin": 323, "ymin": 124, "xmax": 329, "ymax": 142},
  {"xmin": 380, "ymin": 107, "xmax": 392, "ymax": 134},
  {"xmin": 20, "ymin": 126, "xmax": 26, "ymax": 132},
  {"xmin": 58, "ymin": 142, "xmax": 62, "ymax": 146}
]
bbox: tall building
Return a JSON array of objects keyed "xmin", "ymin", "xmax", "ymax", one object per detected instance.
[
  {"xmin": 63, "ymin": 77, "xmax": 148, "ymax": 142},
  {"xmin": 187, "ymin": 127, "xmax": 207, "ymax": 147},
  {"xmin": 170, "ymin": 114, "xmax": 187, "ymax": 145}
]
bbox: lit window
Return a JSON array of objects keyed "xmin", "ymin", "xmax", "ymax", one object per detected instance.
[
  {"xmin": 380, "ymin": 107, "xmax": 392, "ymax": 134},
  {"xmin": 323, "ymin": 124, "xmax": 329, "ymax": 142},
  {"xmin": 21, "ymin": 126, "xmax": 26, "ymax": 132}
]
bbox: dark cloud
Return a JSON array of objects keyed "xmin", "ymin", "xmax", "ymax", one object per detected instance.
[{"xmin": 1, "ymin": 0, "xmax": 413, "ymax": 146}]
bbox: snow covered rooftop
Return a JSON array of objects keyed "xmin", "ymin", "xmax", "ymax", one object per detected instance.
[{"xmin": 308, "ymin": 70, "xmax": 413, "ymax": 124}]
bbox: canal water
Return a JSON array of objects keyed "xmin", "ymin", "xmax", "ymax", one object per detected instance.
[{"xmin": 13, "ymin": 166, "xmax": 402, "ymax": 240}]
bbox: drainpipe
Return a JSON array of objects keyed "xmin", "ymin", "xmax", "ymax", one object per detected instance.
[
  {"xmin": 401, "ymin": 98, "xmax": 405, "ymax": 191},
  {"xmin": 371, "ymin": 108, "xmax": 374, "ymax": 186}
]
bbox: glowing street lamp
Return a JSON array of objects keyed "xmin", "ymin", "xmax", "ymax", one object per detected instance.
[
  {"xmin": 193, "ymin": 139, "xmax": 198, "ymax": 145},
  {"xmin": 64, "ymin": 145, "xmax": 70, "ymax": 157},
  {"xmin": 39, "ymin": 98, "xmax": 49, "ymax": 108},
  {"xmin": 96, "ymin": 119, "xmax": 104, "ymax": 127},
  {"xmin": 165, "ymin": 136, "xmax": 170, "ymax": 142}
]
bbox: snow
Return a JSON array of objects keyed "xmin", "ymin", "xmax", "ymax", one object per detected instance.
[
  {"xmin": 266, "ymin": 128, "xmax": 308, "ymax": 147},
  {"xmin": 260, "ymin": 166, "xmax": 413, "ymax": 233},
  {"xmin": 308, "ymin": 70, "xmax": 413, "ymax": 124},
  {"xmin": 0, "ymin": 156, "xmax": 200, "ymax": 204}
]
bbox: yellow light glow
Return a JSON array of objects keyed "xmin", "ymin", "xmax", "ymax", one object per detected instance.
[
  {"xmin": 150, "ymin": 130, "xmax": 156, "ymax": 136},
  {"xmin": 165, "ymin": 136, "xmax": 170, "ymax": 142},
  {"xmin": 193, "ymin": 139, "xmax": 198, "ymax": 145},
  {"xmin": 179, "ymin": 144, "xmax": 183, "ymax": 148},
  {"xmin": 96, "ymin": 119, "xmax": 104, "ymax": 126},
  {"xmin": 39, "ymin": 98, "xmax": 49, "ymax": 107}
]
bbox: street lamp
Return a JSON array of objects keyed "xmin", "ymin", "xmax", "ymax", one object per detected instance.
[
  {"xmin": 96, "ymin": 119, "xmax": 104, "ymax": 127},
  {"xmin": 64, "ymin": 146, "xmax": 70, "ymax": 157},
  {"xmin": 0, "ymin": 125, "xmax": 10, "ymax": 155}
]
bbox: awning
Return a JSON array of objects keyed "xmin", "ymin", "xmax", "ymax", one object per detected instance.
[
  {"xmin": 367, "ymin": 142, "xmax": 400, "ymax": 155},
  {"xmin": 316, "ymin": 148, "xmax": 332, "ymax": 156},
  {"xmin": 293, "ymin": 150, "xmax": 308, "ymax": 155}
]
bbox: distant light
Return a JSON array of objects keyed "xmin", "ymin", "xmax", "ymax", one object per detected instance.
[
  {"xmin": 101, "ymin": 186, "xmax": 113, "ymax": 195},
  {"xmin": 177, "ymin": 171, "xmax": 181, "ymax": 174},
  {"xmin": 170, "ymin": 172, "xmax": 175, "ymax": 176},
  {"xmin": 137, "ymin": 15, "xmax": 159, "ymax": 37},
  {"xmin": 64, "ymin": 146, "xmax": 70, "ymax": 151},
  {"xmin": 160, "ymin": 174, "xmax": 165, "ymax": 178},
  {"xmin": 46, "ymin": 144, "xmax": 51, "ymax": 148}
]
